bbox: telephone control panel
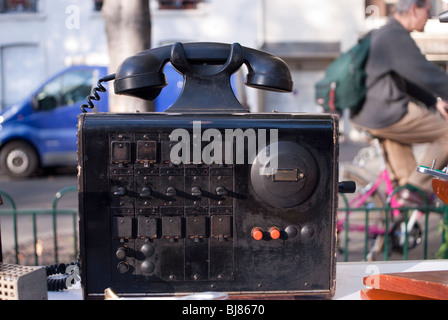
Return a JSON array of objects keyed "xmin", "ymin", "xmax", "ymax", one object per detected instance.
[
  {"xmin": 108, "ymin": 132, "xmax": 235, "ymax": 283},
  {"xmin": 78, "ymin": 112, "xmax": 339, "ymax": 299}
]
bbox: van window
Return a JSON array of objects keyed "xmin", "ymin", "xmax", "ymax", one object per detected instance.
[{"xmin": 36, "ymin": 69, "xmax": 95, "ymax": 111}]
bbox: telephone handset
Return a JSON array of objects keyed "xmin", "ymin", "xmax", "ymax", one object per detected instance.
[{"xmin": 81, "ymin": 42, "xmax": 293, "ymax": 113}]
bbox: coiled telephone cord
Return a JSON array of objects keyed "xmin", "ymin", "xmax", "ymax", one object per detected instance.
[
  {"xmin": 45, "ymin": 260, "xmax": 80, "ymax": 291},
  {"xmin": 80, "ymin": 73, "xmax": 115, "ymax": 113}
]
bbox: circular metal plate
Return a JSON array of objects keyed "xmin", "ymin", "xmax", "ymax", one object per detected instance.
[{"xmin": 250, "ymin": 141, "xmax": 317, "ymax": 208}]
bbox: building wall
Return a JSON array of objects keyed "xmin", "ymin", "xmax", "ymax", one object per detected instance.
[
  {"xmin": 2, "ymin": 0, "xmax": 446, "ymax": 113},
  {"xmin": 151, "ymin": 0, "xmax": 365, "ymax": 112},
  {"xmin": 0, "ymin": 0, "xmax": 106, "ymax": 108},
  {"xmin": 151, "ymin": 0, "xmax": 365, "ymax": 50}
]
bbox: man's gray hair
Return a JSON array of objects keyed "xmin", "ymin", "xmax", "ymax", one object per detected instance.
[{"xmin": 394, "ymin": 0, "xmax": 428, "ymax": 14}]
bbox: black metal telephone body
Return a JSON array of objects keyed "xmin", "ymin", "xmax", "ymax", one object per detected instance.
[{"xmin": 78, "ymin": 42, "xmax": 341, "ymax": 299}]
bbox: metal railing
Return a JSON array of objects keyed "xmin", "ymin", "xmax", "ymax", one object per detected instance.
[
  {"xmin": 0, "ymin": 187, "xmax": 78, "ymax": 265},
  {"xmin": 1, "ymin": 184, "xmax": 447, "ymax": 265},
  {"xmin": 339, "ymin": 186, "xmax": 448, "ymax": 262}
]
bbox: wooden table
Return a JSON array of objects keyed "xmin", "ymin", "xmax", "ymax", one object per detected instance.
[{"xmin": 334, "ymin": 260, "xmax": 448, "ymax": 300}]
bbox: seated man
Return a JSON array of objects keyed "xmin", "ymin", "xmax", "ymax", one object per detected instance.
[{"xmin": 350, "ymin": 0, "xmax": 448, "ymax": 205}]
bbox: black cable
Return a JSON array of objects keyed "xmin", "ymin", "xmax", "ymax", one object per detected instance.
[
  {"xmin": 80, "ymin": 73, "xmax": 115, "ymax": 113},
  {"xmin": 45, "ymin": 260, "xmax": 80, "ymax": 291}
]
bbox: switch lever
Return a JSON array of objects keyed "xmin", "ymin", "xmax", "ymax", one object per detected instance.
[
  {"xmin": 191, "ymin": 186, "xmax": 202, "ymax": 196},
  {"xmin": 166, "ymin": 186, "xmax": 177, "ymax": 197},
  {"xmin": 215, "ymin": 186, "xmax": 228, "ymax": 196},
  {"xmin": 114, "ymin": 187, "xmax": 127, "ymax": 196},
  {"xmin": 140, "ymin": 187, "xmax": 152, "ymax": 197}
]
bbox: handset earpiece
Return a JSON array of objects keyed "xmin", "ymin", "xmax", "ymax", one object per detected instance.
[
  {"xmin": 113, "ymin": 46, "xmax": 172, "ymax": 100},
  {"xmin": 243, "ymin": 48, "xmax": 293, "ymax": 93}
]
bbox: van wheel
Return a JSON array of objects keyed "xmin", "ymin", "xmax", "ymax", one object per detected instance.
[{"xmin": 0, "ymin": 142, "xmax": 39, "ymax": 178}]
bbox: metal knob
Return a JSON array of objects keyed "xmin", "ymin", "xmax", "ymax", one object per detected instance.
[
  {"xmin": 117, "ymin": 261, "xmax": 129, "ymax": 274},
  {"xmin": 115, "ymin": 246, "xmax": 127, "ymax": 260},
  {"xmin": 141, "ymin": 260, "xmax": 155, "ymax": 274},
  {"xmin": 141, "ymin": 243, "xmax": 155, "ymax": 257}
]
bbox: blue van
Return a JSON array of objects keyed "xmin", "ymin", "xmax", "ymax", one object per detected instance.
[{"xmin": 0, "ymin": 64, "xmax": 185, "ymax": 178}]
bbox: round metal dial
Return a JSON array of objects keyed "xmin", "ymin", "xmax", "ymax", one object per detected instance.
[{"xmin": 250, "ymin": 141, "xmax": 317, "ymax": 208}]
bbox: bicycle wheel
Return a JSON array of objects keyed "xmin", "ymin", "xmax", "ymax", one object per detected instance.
[
  {"xmin": 338, "ymin": 164, "xmax": 387, "ymax": 261},
  {"xmin": 390, "ymin": 215, "xmax": 423, "ymax": 252}
]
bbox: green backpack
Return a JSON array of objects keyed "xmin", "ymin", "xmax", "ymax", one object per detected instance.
[{"xmin": 315, "ymin": 33, "xmax": 371, "ymax": 113}]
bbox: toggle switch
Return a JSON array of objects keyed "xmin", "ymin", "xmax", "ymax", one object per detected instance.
[
  {"xmin": 269, "ymin": 227, "xmax": 281, "ymax": 240},
  {"xmin": 165, "ymin": 186, "xmax": 177, "ymax": 197},
  {"xmin": 191, "ymin": 186, "xmax": 202, "ymax": 196},
  {"xmin": 215, "ymin": 186, "xmax": 228, "ymax": 196},
  {"xmin": 140, "ymin": 187, "xmax": 152, "ymax": 197},
  {"xmin": 114, "ymin": 187, "xmax": 127, "ymax": 196},
  {"xmin": 251, "ymin": 227, "xmax": 263, "ymax": 241}
]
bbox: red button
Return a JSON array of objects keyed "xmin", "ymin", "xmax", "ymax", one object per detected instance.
[
  {"xmin": 251, "ymin": 228, "xmax": 263, "ymax": 241},
  {"xmin": 269, "ymin": 227, "xmax": 281, "ymax": 240}
]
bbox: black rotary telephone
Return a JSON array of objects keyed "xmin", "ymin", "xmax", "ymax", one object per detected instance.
[
  {"xmin": 77, "ymin": 41, "xmax": 347, "ymax": 300},
  {"xmin": 81, "ymin": 42, "xmax": 293, "ymax": 113}
]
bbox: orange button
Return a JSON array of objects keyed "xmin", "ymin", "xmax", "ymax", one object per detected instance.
[
  {"xmin": 251, "ymin": 228, "xmax": 263, "ymax": 241},
  {"xmin": 269, "ymin": 227, "xmax": 281, "ymax": 240}
]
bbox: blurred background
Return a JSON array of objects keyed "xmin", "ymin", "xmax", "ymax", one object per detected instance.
[{"xmin": 1, "ymin": 0, "xmax": 447, "ymax": 115}]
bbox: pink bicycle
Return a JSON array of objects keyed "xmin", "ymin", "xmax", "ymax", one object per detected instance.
[{"xmin": 338, "ymin": 136, "xmax": 428, "ymax": 261}]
